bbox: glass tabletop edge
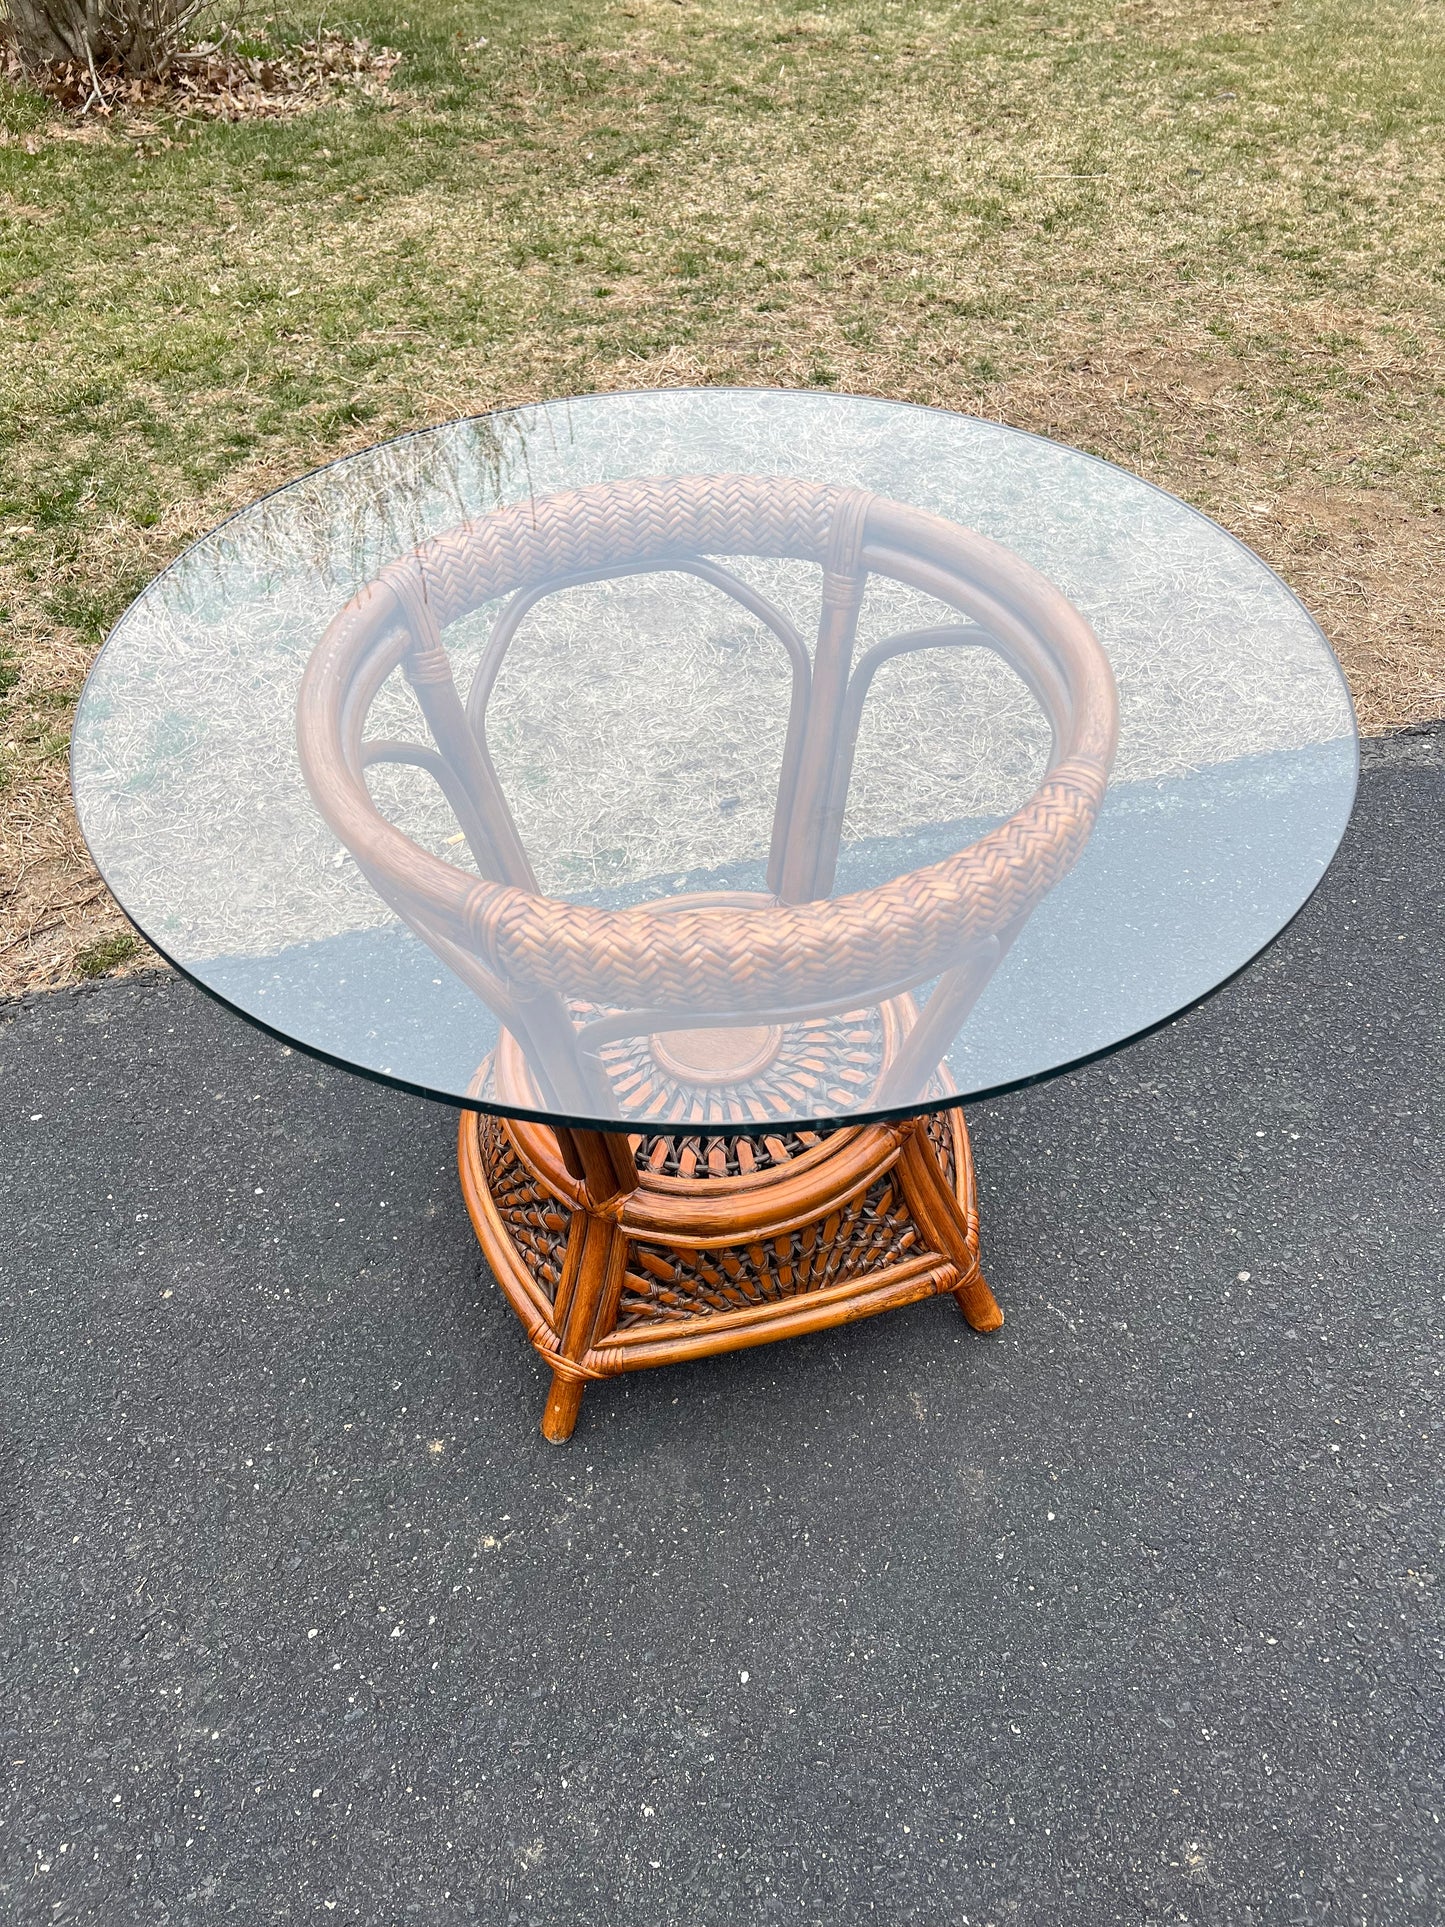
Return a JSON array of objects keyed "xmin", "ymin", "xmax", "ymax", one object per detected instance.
[{"xmin": 75, "ymin": 812, "xmax": 1356, "ymax": 1137}]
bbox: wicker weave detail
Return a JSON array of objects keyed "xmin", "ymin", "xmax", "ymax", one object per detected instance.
[
  {"xmin": 383, "ymin": 474, "xmax": 847, "ymax": 630},
  {"xmin": 477, "ymin": 1116, "xmax": 569, "ymax": 1305},
  {"xmin": 922, "ymin": 1110, "xmax": 957, "ymax": 1193},
  {"xmin": 594, "ymin": 1004, "xmax": 886, "ymax": 1128},
  {"xmin": 473, "ymin": 1000, "xmax": 888, "ymax": 1127},
  {"xmin": 632, "ymin": 1126, "xmax": 841, "ymax": 1181},
  {"xmin": 617, "ymin": 1168, "xmax": 929, "ymax": 1327},
  {"xmin": 471, "ymin": 761, "xmax": 1106, "ymax": 1010}
]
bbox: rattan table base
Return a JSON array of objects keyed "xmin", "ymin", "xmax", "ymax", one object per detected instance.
[{"xmin": 458, "ymin": 1106, "xmax": 1002, "ymax": 1443}]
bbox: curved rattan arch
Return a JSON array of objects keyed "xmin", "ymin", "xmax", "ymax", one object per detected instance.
[{"xmin": 296, "ymin": 470, "xmax": 1117, "ymax": 1117}]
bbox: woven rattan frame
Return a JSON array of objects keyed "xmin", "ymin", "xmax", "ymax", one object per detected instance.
[
  {"xmin": 296, "ymin": 470, "xmax": 1118, "ymax": 1439},
  {"xmin": 298, "ymin": 474, "xmax": 1116, "ymax": 1104}
]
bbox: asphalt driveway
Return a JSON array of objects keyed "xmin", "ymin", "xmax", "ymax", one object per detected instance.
[{"xmin": 1, "ymin": 729, "xmax": 1441, "ymax": 1926}]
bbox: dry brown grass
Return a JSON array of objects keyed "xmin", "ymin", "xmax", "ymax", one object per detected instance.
[{"xmin": 2, "ymin": 0, "xmax": 1442, "ymax": 993}]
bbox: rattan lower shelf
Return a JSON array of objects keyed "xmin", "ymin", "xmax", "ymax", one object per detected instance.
[{"xmin": 458, "ymin": 1104, "xmax": 1001, "ymax": 1443}]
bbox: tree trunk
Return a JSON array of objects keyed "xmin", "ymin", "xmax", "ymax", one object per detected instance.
[
  {"xmin": 6, "ymin": 0, "xmax": 88, "ymax": 64},
  {"xmin": 6, "ymin": 0, "xmax": 195, "ymax": 77}
]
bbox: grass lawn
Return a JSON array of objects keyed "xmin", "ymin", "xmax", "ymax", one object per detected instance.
[{"xmin": 2, "ymin": 0, "xmax": 1442, "ymax": 992}]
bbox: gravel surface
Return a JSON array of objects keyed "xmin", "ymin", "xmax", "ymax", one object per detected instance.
[{"xmin": 1, "ymin": 730, "xmax": 1441, "ymax": 1926}]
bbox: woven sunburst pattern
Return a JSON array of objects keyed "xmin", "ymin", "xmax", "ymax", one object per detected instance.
[{"xmin": 617, "ymin": 1167, "xmax": 928, "ymax": 1326}]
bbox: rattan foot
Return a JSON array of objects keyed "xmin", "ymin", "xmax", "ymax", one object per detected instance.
[
  {"xmin": 541, "ymin": 1372, "xmax": 585, "ymax": 1444},
  {"xmin": 953, "ymin": 1272, "xmax": 1004, "ymax": 1332}
]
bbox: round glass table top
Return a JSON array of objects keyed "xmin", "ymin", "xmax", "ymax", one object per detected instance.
[{"xmin": 72, "ymin": 388, "xmax": 1357, "ymax": 1131}]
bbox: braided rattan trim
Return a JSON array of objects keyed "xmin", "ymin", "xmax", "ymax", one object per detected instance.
[
  {"xmin": 386, "ymin": 473, "xmax": 845, "ymax": 629},
  {"xmin": 466, "ymin": 759, "xmax": 1105, "ymax": 1008}
]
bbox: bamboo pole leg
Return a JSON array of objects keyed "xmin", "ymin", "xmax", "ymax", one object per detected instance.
[
  {"xmin": 536, "ymin": 1125, "xmax": 636, "ymax": 1445},
  {"xmin": 894, "ymin": 1116, "xmax": 1005, "ymax": 1334},
  {"xmin": 542, "ymin": 1371, "xmax": 586, "ymax": 1445}
]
